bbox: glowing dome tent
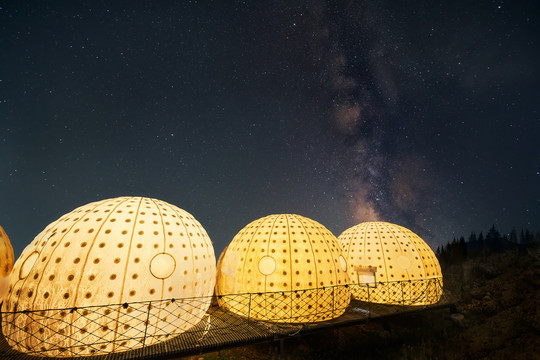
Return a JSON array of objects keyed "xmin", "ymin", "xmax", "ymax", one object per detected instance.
[
  {"xmin": 216, "ymin": 214, "xmax": 351, "ymax": 323},
  {"xmin": 1, "ymin": 197, "xmax": 216, "ymax": 357},
  {"xmin": 0, "ymin": 225, "xmax": 15, "ymax": 302},
  {"xmin": 338, "ymin": 222, "xmax": 442, "ymax": 305}
]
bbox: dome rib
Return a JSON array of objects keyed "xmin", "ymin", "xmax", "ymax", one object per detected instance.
[
  {"xmin": 297, "ymin": 217, "xmax": 318, "ymax": 290},
  {"xmin": 264, "ymin": 215, "xmax": 281, "ymax": 317},
  {"xmin": 318, "ymin": 220, "xmax": 340, "ymax": 287},
  {"xmin": 59, "ymin": 198, "xmax": 130, "ymax": 353},
  {"xmin": 385, "ymin": 223, "xmax": 411, "ymax": 282},
  {"xmin": 374, "ymin": 223, "xmax": 389, "ymax": 282},
  {"xmin": 152, "ymin": 198, "xmax": 178, "ymax": 342},
  {"xmin": 26, "ymin": 200, "xmax": 107, "ymax": 313},
  {"xmin": 171, "ymin": 201, "xmax": 196, "ymax": 297},
  {"xmin": 402, "ymin": 225, "xmax": 427, "ymax": 280},
  {"xmin": 345, "ymin": 227, "xmax": 352, "ymax": 257},
  {"xmin": 238, "ymin": 218, "xmax": 262, "ymax": 294},
  {"xmin": 284, "ymin": 215, "xmax": 293, "ymax": 292},
  {"xmin": 110, "ymin": 197, "xmax": 143, "ymax": 351},
  {"xmin": 152, "ymin": 198, "xmax": 168, "ymax": 252}
]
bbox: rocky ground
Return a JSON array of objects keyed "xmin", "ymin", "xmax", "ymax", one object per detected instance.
[{"xmin": 185, "ymin": 245, "xmax": 539, "ymax": 359}]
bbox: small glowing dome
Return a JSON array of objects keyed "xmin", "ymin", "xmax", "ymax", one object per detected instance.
[
  {"xmin": 0, "ymin": 226, "xmax": 15, "ymax": 302},
  {"xmin": 2, "ymin": 197, "xmax": 216, "ymax": 357},
  {"xmin": 216, "ymin": 214, "xmax": 351, "ymax": 323},
  {"xmin": 338, "ymin": 222, "xmax": 442, "ymax": 305}
]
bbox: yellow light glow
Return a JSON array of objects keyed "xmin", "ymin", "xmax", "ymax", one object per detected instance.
[
  {"xmin": 1, "ymin": 197, "xmax": 216, "ymax": 357},
  {"xmin": 0, "ymin": 225, "xmax": 15, "ymax": 302},
  {"xmin": 215, "ymin": 214, "xmax": 351, "ymax": 323},
  {"xmin": 338, "ymin": 221, "xmax": 443, "ymax": 305}
]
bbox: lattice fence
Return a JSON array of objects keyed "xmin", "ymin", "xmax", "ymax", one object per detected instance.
[{"xmin": 0, "ymin": 277, "xmax": 453, "ymax": 359}]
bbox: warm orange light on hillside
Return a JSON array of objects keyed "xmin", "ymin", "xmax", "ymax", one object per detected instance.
[
  {"xmin": 338, "ymin": 222, "xmax": 443, "ymax": 305},
  {"xmin": 1, "ymin": 197, "xmax": 216, "ymax": 357},
  {"xmin": 216, "ymin": 214, "xmax": 351, "ymax": 323},
  {"xmin": 0, "ymin": 225, "xmax": 15, "ymax": 302}
]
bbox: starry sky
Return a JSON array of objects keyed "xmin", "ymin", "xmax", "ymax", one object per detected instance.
[{"xmin": 1, "ymin": 0, "xmax": 538, "ymax": 258}]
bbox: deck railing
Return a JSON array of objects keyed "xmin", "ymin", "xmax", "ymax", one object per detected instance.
[{"xmin": 0, "ymin": 277, "xmax": 454, "ymax": 359}]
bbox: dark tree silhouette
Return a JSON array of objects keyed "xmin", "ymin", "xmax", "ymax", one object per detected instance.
[
  {"xmin": 437, "ymin": 225, "xmax": 538, "ymax": 265},
  {"xmin": 485, "ymin": 225, "xmax": 503, "ymax": 253},
  {"xmin": 509, "ymin": 227, "xmax": 518, "ymax": 243}
]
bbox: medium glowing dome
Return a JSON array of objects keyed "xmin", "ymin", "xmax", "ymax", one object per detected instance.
[
  {"xmin": 216, "ymin": 214, "xmax": 351, "ymax": 323},
  {"xmin": 0, "ymin": 226, "xmax": 15, "ymax": 302},
  {"xmin": 2, "ymin": 197, "xmax": 216, "ymax": 357},
  {"xmin": 338, "ymin": 222, "xmax": 442, "ymax": 305}
]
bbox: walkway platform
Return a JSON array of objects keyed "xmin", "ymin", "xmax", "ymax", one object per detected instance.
[{"xmin": 0, "ymin": 279, "xmax": 457, "ymax": 359}]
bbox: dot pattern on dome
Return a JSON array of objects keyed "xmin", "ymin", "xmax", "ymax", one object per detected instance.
[
  {"xmin": 338, "ymin": 222, "xmax": 443, "ymax": 305},
  {"xmin": 216, "ymin": 214, "xmax": 351, "ymax": 323},
  {"xmin": 0, "ymin": 226, "xmax": 15, "ymax": 302},
  {"xmin": 1, "ymin": 197, "xmax": 216, "ymax": 357}
]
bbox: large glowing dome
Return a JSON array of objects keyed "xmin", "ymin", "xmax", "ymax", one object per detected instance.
[
  {"xmin": 0, "ymin": 225, "xmax": 15, "ymax": 302},
  {"xmin": 216, "ymin": 214, "xmax": 351, "ymax": 323},
  {"xmin": 338, "ymin": 222, "xmax": 442, "ymax": 305},
  {"xmin": 2, "ymin": 197, "xmax": 216, "ymax": 357}
]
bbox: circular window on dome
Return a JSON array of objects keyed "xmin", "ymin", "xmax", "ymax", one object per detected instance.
[
  {"xmin": 150, "ymin": 253, "xmax": 176, "ymax": 279},
  {"xmin": 258, "ymin": 256, "xmax": 276, "ymax": 276},
  {"xmin": 397, "ymin": 255, "xmax": 411, "ymax": 270},
  {"xmin": 20, "ymin": 251, "xmax": 39, "ymax": 280}
]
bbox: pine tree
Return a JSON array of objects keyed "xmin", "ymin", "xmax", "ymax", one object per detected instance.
[
  {"xmin": 478, "ymin": 232, "xmax": 485, "ymax": 245},
  {"xmin": 459, "ymin": 236, "xmax": 467, "ymax": 259},
  {"xmin": 525, "ymin": 230, "xmax": 533, "ymax": 243},
  {"xmin": 486, "ymin": 225, "xmax": 502, "ymax": 252},
  {"xmin": 509, "ymin": 227, "xmax": 518, "ymax": 243}
]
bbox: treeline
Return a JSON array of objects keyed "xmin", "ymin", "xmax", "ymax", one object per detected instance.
[{"xmin": 436, "ymin": 225, "xmax": 540, "ymax": 264}]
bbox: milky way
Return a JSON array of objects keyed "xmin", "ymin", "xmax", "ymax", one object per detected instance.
[{"xmin": 1, "ymin": 0, "xmax": 538, "ymax": 257}]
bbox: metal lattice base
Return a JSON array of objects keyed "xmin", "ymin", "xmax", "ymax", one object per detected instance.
[{"xmin": 0, "ymin": 279, "xmax": 457, "ymax": 359}]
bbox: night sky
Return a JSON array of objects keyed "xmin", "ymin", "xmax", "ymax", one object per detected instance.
[{"xmin": 1, "ymin": 0, "xmax": 538, "ymax": 258}]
